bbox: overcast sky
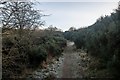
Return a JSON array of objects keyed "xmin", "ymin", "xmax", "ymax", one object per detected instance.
[{"xmin": 35, "ymin": 2, "xmax": 118, "ymax": 31}]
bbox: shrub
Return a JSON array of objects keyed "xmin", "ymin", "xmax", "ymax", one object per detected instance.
[{"xmin": 28, "ymin": 45, "xmax": 47, "ymax": 66}]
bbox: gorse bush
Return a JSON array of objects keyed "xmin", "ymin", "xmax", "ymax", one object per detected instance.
[
  {"xmin": 28, "ymin": 45, "xmax": 47, "ymax": 66},
  {"xmin": 45, "ymin": 36, "xmax": 66, "ymax": 57},
  {"xmin": 2, "ymin": 29, "xmax": 67, "ymax": 78}
]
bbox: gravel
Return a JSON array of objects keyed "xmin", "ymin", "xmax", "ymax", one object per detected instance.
[{"xmin": 27, "ymin": 55, "xmax": 64, "ymax": 79}]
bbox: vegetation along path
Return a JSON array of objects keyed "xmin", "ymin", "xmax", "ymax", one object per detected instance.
[{"xmin": 28, "ymin": 41, "xmax": 88, "ymax": 79}]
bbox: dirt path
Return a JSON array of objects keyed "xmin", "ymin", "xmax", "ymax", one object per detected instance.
[{"xmin": 61, "ymin": 41, "xmax": 85, "ymax": 78}]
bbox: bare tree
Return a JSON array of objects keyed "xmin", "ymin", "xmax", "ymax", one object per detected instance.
[{"xmin": 0, "ymin": 1, "xmax": 45, "ymax": 30}]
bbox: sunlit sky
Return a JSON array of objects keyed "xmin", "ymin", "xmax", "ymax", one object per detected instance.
[{"xmin": 34, "ymin": 1, "xmax": 119, "ymax": 31}]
